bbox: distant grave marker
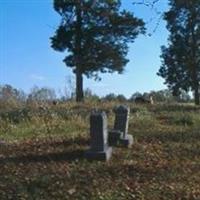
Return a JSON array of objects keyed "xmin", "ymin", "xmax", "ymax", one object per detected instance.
[{"xmin": 85, "ymin": 111, "xmax": 112, "ymax": 161}]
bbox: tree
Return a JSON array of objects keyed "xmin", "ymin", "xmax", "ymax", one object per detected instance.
[
  {"xmin": 129, "ymin": 91, "xmax": 142, "ymax": 101},
  {"xmin": 116, "ymin": 94, "xmax": 127, "ymax": 102},
  {"xmin": 157, "ymin": 0, "xmax": 200, "ymax": 105},
  {"xmin": 28, "ymin": 86, "xmax": 56, "ymax": 102},
  {"xmin": 149, "ymin": 90, "xmax": 173, "ymax": 102},
  {"xmin": 84, "ymin": 88, "xmax": 99, "ymax": 101},
  {"xmin": 102, "ymin": 93, "xmax": 117, "ymax": 101},
  {"xmin": 0, "ymin": 84, "xmax": 25, "ymax": 101},
  {"xmin": 51, "ymin": 0, "xmax": 145, "ymax": 102},
  {"xmin": 0, "ymin": 84, "xmax": 26, "ymax": 109}
]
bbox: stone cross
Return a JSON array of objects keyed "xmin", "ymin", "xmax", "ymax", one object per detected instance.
[
  {"xmin": 85, "ymin": 111, "xmax": 112, "ymax": 161},
  {"xmin": 109, "ymin": 105, "xmax": 133, "ymax": 147}
]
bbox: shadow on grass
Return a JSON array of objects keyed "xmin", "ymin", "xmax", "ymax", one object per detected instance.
[
  {"xmin": 0, "ymin": 149, "xmax": 85, "ymax": 164},
  {"xmin": 0, "ymin": 137, "xmax": 90, "ymax": 164},
  {"xmin": 45, "ymin": 137, "xmax": 89, "ymax": 147},
  {"xmin": 136, "ymin": 130, "xmax": 200, "ymax": 143},
  {"xmin": 21, "ymin": 137, "xmax": 90, "ymax": 147},
  {"xmin": 152, "ymin": 104, "xmax": 200, "ymax": 113}
]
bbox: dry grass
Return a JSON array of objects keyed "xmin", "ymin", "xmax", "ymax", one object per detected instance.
[{"xmin": 0, "ymin": 101, "xmax": 200, "ymax": 199}]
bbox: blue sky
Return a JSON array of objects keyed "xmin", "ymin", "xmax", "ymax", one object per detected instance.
[{"xmin": 0, "ymin": 0, "xmax": 169, "ymax": 98}]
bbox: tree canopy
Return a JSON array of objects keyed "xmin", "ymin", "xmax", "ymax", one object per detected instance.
[
  {"xmin": 157, "ymin": 0, "xmax": 200, "ymax": 105},
  {"xmin": 51, "ymin": 0, "xmax": 145, "ymax": 101}
]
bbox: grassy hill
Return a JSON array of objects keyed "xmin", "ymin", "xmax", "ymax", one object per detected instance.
[{"xmin": 0, "ymin": 102, "xmax": 200, "ymax": 200}]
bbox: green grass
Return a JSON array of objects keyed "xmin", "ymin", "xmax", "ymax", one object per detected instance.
[{"xmin": 0, "ymin": 102, "xmax": 200, "ymax": 199}]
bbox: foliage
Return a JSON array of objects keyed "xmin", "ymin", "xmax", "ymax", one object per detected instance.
[
  {"xmin": 84, "ymin": 88, "xmax": 100, "ymax": 102},
  {"xmin": 27, "ymin": 86, "xmax": 57, "ymax": 102},
  {"xmin": 0, "ymin": 84, "xmax": 26, "ymax": 110},
  {"xmin": 129, "ymin": 92, "xmax": 142, "ymax": 101},
  {"xmin": 157, "ymin": 0, "xmax": 200, "ymax": 105},
  {"xmin": 116, "ymin": 94, "xmax": 127, "ymax": 102},
  {"xmin": 129, "ymin": 89, "xmax": 191, "ymax": 103},
  {"xmin": 149, "ymin": 89, "xmax": 191, "ymax": 103},
  {"xmin": 0, "ymin": 84, "xmax": 193, "ymax": 113},
  {"xmin": 50, "ymin": 0, "xmax": 145, "ymax": 101},
  {"xmin": 102, "ymin": 93, "xmax": 117, "ymax": 101}
]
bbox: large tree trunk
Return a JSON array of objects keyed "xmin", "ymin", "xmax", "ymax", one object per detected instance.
[
  {"xmin": 75, "ymin": 1, "xmax": 84, "ymax": 102},
  {"xmin": 76, "ymin": 69, "xmax": 84, "ymax": 102}
]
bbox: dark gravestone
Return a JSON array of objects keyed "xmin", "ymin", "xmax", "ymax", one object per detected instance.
[
  {"xmin": 85, "ymin": 111, "xmax": 112, "ymax": 161},
  {"xmin": 108, "ymin": 129, "xmax": 122, "ymax": 146},
  {"xmin": 110, "ymin": 105, "xmax": 133, "ymax": 147}
]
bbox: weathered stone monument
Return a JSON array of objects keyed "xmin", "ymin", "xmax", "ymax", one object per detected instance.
[
  {"xmin": 109, "ymin": 105, "xmax": 133, "ymax": 147},
  {"xmin": 85, "ymin": 111, "xmax": 112, "ymax": 161}
]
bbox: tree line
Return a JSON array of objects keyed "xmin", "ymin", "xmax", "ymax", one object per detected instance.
[{"xmin": 0, "ymin": 84, "xmax": 192, "ymax": 108}]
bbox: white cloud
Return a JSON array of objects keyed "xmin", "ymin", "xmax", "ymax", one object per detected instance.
[
  {"xmin": 92, "ymin": 83, "xmax": 108, "ymax": 88},
  {"xmin": 85, "ymin": 81, "xmax": 108, "ymax": 88},
  {"xmin": 30, "ymin": 74, "xmax": 46, "ymax": 81}
]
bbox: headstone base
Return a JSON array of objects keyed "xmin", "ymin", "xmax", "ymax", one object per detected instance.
[
  {"xmin": 85, "ymin": 147, "xmax": 112, "ymax": 161},
  {"xmin": 108, "ymin": 130, "xmax": 122, "ymax": 146},
  {"xmin": 120, "ymin": 134, "xmax": 133, "ymax": 148}
]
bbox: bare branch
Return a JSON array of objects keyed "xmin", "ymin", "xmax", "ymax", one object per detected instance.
[{"xmin": 132, "ymin": 0, "xmax": 163, "ymax": 37}]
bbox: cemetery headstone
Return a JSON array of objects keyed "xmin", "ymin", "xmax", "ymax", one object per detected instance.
[
  {"xmin": 109, "ymin": 105, "xmax": 133, "ymax": 147},
  {"xmin": 85, "ymin": 111, "xmax": 112, "ymax": 161},
  {"xmin": 108, "ymin": 129, "xmax": 122, "ymax": 146}
]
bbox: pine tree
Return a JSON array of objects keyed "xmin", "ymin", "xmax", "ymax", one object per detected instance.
[
  {"xmin": 50, "ymin": 0, "xmax": 145, "ymax": 102},
  {"xmin": 158, "ymin": 0, "xmax": 200, "ymax": 105}
]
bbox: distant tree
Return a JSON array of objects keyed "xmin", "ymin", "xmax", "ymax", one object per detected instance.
[
  {"xmin": 129, "ymin": 92, "xmax": 142, "ymax": 101},
  {"xmin": 149, "ymin": 89, "xmax": 191, "ymax": 103},
  {"xmin": 103, "ymin": 93, "xmax": 117, "ymax": 101},
  {"xmin": 28, "ymin": 86, "xmax": 56, "ymax": 102},
  {"xmin": 116, "ymin": 94, "xmax": 126, "ymax": 102},
  {"xmin": 84, "ymin": 88, "xmax": 93, "ymax": 98},
  {"xmin": 129, "ymin": 89, "xmax": 191, "ymax": 103},
  {"xmin": 0, "ymin": 84, "xmax": 24, "ymax": 101},
  {"xmin": 157, "ymin": 0, "xmax": 200, "ymax": 105},
  {"xmin": 142, "ymin": 92, "xmax": 150, "ymax": 99},
  {"xmin": 0, "ymin": 84, "xmax": 26, "ymax": 102},
  {"xmin": 64, "ymin": 75, "xmax": 75, "ymax": 99},
  {"xmin": 149, "ymin": 90, "xmax": 174, "ymax": 102},
  {"xmin": 0, "ymin": 84, "xmax": 26, "ymax": 109},
  {"xmin": 51, "ymin": 0, "xmax": 145, "ymax": 102},
  {"xmin": 84, "ymin": 88, "xmax": 99, "ymax": 101}
]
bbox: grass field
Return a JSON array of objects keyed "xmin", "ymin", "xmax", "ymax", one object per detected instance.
[{"xmin": 0, "ymin": 102, "xmax": 200, "ymax": 200}]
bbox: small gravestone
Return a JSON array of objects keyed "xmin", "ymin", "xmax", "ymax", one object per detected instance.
[
  {"xmin": 110, "ymin": 105, "xmax": 133, "ymax": 147},
  {"xmin": 108, "ymin": 129, "xmax": 122, "ymax": 146},
  {"xmin": 85, "ymin": 111, "xmax": 112, "ymax": 161}
]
